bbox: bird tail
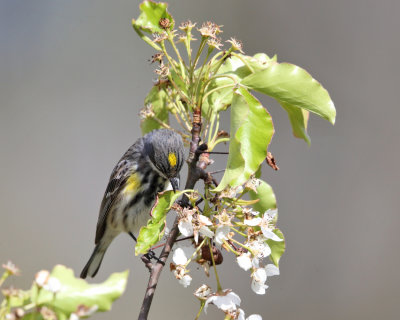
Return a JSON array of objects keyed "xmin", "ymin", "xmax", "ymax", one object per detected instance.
[{"xmin": 80, "ymin": 241, "xmax": 110, "ymax": 279}]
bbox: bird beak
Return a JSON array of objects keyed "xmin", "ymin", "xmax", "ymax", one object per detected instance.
[{"xmin": 169, "ymin": 177, "xmax": 179, "ymax": 193}]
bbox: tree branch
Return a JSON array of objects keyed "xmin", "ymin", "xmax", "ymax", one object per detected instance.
[{"xmin": 138, "ymin": 108, "xmax": 211, "ymax": 320}]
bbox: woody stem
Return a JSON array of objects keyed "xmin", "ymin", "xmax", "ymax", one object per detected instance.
[{"xmin": 138, "ymin": 107, "xmax": 212, "ymax": 320}]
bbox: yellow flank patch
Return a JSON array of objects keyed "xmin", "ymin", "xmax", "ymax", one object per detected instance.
[
  {"xmin": 123, "ymin": 173, "xmax": 140, "ymax": 194},
  {"xmin": 168, "ymin": 152, "xmax": 177, "ymax": 167}
]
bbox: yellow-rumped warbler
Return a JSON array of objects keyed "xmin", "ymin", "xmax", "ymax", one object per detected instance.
[{"xmin": 80, "ymin": 129, "xmax": 185, "ymax": 278}]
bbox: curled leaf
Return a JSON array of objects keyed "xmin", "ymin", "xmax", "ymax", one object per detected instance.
[
  {"xmin": 133, "ymin": 1, "xmax": 174, "ymax": 34},
  {"xmin": 135, "ymin": 190, "xmax": 187, "ymax": 255}
]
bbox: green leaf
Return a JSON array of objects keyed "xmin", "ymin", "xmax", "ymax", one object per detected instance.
[
  {"xmin": 267, "ymin": 229, "xmax": 285, "ymax": 267},
  {"xmin": 242, "ymin": 62, "xmax": 336, "ymax": 124},
  {"xmin": 214, "ymin": 88, "xmax": 274, "ymax": 191},
  {"xmin": 133, "ymin": 1, "xmax": 174, "ymax": 34},
  {"xmin": 34, "ymin": 265, "xmax": 128, "ymax": 315},
  {"xmin": 248, "ymin": 180, "xmax": 277, "ymax": 212},
  {"xmin": 141, "ymin": 86, "xmax": 169, "ymax": 135},
  {"xmin": 135, "ymin": 190, "xmax": 186, "ymax": 255},
  {"xmin": 202, "ymin": 53, "xmax": 277, "ymax": 116},
  {"xmin": 280, "ymin": 102, "xmax": 311, "ymax": 144}
]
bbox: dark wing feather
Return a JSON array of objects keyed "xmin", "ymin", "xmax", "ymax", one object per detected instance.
[
  {"xmin": 94, "ymin": 158, "xmax": 133, "ymax": 244},
  {"xmin": 94, "ymin": 137, "xmax": 145, "ymax": 244}
]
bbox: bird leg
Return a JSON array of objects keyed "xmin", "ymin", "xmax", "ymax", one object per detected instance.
[{"xmin": 129, "ymin": 232, "xmax": 165, "ymax": 265}]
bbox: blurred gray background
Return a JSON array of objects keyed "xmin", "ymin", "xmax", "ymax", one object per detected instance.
[{"xmin": 1, "ymin": 0, "xmax": 399, "ymax": 319}]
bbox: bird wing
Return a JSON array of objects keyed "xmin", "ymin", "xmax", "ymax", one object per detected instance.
[{"xmin": 94, "ymin": 158, "xmax": 133, "ymax": 244}]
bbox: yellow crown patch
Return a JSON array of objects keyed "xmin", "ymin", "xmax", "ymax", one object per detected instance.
[{"xmin": 168, "ymin": 152, "xmax": 177, "ymax": 167}]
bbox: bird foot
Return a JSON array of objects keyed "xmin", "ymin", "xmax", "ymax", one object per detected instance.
[{"xmin": 144, "ymin": 250, "xmax": 165, "ymax": 265}]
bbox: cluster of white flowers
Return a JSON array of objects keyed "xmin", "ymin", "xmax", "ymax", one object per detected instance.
[
  {"xmin": 194, "ymin": 287, "xmax": 262, "ymax": 320},
  {"xmin": 173, "ymin": 204, "xmax": 282, "ymax": 295},
  {"xmin": 172, "ymin": 242, "xmax": 196, "ymax": 288},
  {"xmin": 178, "ymin": 208, "xmax": 214, "ymax": 243},
  {"xmin": 168, "ymin": 178, "xmax": 284, "ymax": 319},
  {"xmin": 238, "ymin": 209, "xmax": 282, "ymax": 294}
]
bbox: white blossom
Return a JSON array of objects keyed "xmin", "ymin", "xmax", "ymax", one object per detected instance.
[
  {"xmin": 242, "ymin": 208, "xmax": 260, "ymax": 216},
  {"xmin": 178, "ymin": 209, "xmax": 194, "ymax": 237},
  {"xmin": 246, "ymin": 236, "xmax": 271, "ymax": 261},
  {"xmin": 44, "ymin": 277, "xmax": 61, "ymax": 293},
  {"xmin": 251, "ymin": 264, "xmax": 280, "ymax": 295},
  {"xmin": 173, "ymin": 266, "xmax": 192, "ymax": 288},
  {"xmin": 244, "ymin": 209, "xmax": 282, "ymax": 243},
  {"xmin": 205, "ymin": 290, "xmax": 241, "ymax": 313},
  {"xmin": 178, "ymin": 274, "xmax": 192, "ymax": 288},
  {"xmin": 35, "ymin": 270, "xmax": 50, "ymax": 287},
  {"xmin": 237, "ymin": 309, "xmax": 262, "ymax": 320},
  {"xmin": 178, "ymin": 219, "xmax": 193, "ymax": 237},
  {"xmin": 194, "ymin": 215, "xmax": 214, "ymax": 243},
  {"xmin": 237, "ymin": 308, "xmax": 246, "ymax": 320},
  {"xmin": 215, "ymin": 225, "xmax": 230, "ymax": 246},
  {"xmin": 220, "ymin": 185, "xmax": 243, "ymax": 198},
  {"xmin": 251, "ymin": 268, "xmax": 268, "ymax": 294},
  {"xmin": 244, "ymin": 217, "xmax": 262, "ymax": 226},
  {"xmin": 245, "ymin": 177, "xmax": 261, "ymax": 192},
  {"xmin": 237, "ymin": 252, "xmax": 252, "ymax": 271},
  {"xmin": 214, "ymin": 209, "xmax": 234, "ymax": 226},
  {"xmin": 2, "ymin": 261, "xmax": 20, "ymax": 275},
  {"xmin": 260, "ymin": 209, "xmax": 282, "ymax": 242},
  {"xmin": 173, "ymin": 243, "xmax": 196, "ymax": 266},
  {"xmin": 265, "ymin": 264, "xmax": 280, "ymax": 277},
  {"xmin": 194, "ymin": 284, "xmax": 212, "ymax": 300}
]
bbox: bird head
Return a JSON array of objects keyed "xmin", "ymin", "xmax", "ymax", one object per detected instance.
[{"xmin": 144, "ymin": 129, "xmax": 185, "ymax": 192}]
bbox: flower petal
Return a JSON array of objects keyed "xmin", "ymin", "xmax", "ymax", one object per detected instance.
[
  {"xmin": 261, "ymin": 243, "xmax": 272, "ymax": 258},
  {"xmin": 251, "ymin": 279, "xmax": 268, "ymax": 295},
  {"xmin": 194, "ymin": 284, "xmax": 212, "ymax": 299},
  {"xmin": 173, "ymin": 247, "xmax": 188, "ymax": 265},
  {"xmin": 264, "ymin": 209, "xmax": 278, "ymax": 220},
  {"xmin": 44, "ymin": 277, "xmax": 61, "ymax": 293},
  {"xmin": 238, "ymin": 308, "xmax": 246, "ymax": 320},
  {"xmin": 244, "ymin": 217, "xmax": 262, "ymax": 226},
  {"xmin": 215, "ymin": 225, "xmax": 230, "ymax": 246},
  {"xmin": 198, "ymin": 215, "xmax": 212, "ymax": 226},
  {"xmin": 237, "ymin": 253, "xmax": 252, "ymax": 271},
  {"xmin": 200, "ymin": 226, "xmax": 215, "ymax": 238},
  {"xmin": 265, "ymin": 264, "xmax": 280, "ymax": 277},
  {"xmin": 253, "ymin": 268, "xmax": 267, "ymax": 283},
  {"xmin": 178, "ymin": 220, "xmax": 194, "ymax": 237},
  {"xmin": 261, "ymin": 227, "xmax": 283, "ymax": 242},
  {"xmin": 205, "ymin": 291, "xmax": 241, "ymax": 313},
  {"xmin": 178, "ymin": 274, "xmax": 192, "ymax": 288}
]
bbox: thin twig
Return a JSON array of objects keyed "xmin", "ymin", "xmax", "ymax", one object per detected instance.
[
  {"xmin": 208, "ymin": 169, "xmax": 225, "ymax": 174},
  {"xmin": 198, "ymin": 151, "xmax": 229, "ymax": 155}
]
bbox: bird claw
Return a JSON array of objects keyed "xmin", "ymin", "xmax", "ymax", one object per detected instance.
[{"xmin": 144, "ymin": 250, "xmax": 165, "ymax": 265}]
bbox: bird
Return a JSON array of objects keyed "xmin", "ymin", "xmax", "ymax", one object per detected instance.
[{"xmin": 80, "ymin": 129, "xmax": 185, "ymax": 278}]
